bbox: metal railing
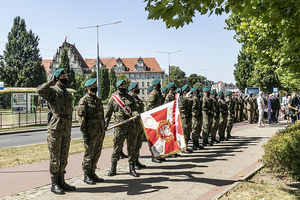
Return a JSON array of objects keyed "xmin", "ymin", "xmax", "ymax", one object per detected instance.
[{"xmin": 0, "ymin": 110, "xmax": 78, "ymax": 129}]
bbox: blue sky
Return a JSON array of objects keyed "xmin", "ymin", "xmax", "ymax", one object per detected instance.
[{"xmin": 0, "ymin": 0, "xmax": 241, "ymax": 83}]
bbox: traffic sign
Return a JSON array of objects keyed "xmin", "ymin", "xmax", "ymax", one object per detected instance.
[
  {"xmin": 0, "ymin": 81, "xmax": 4, "ymax": 90},
  {"xmin": 273, "ymin": 87, "xmax": 278, "ymax": 93}
]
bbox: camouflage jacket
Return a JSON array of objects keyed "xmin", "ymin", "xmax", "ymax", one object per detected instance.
[
  {"xmin": 226, "ymin": 96, "xmax": 235, "ymax": 116},
  {"xmin": 212, "ymin": 96, "xmax": 220, "ymax": 118},
  {"xmin": 202, "ymin": 95, "xmax": 213, "ymax": 116},
  {"xmin": 77, "ymin": 93, "xmax": 105, "ymax": 135},
  {"xmin": 36, "ymin": 80, "xmax": 73, "ymax": 131},
  {"xmin": 164, "ymin": 91, "xmax": 175, "ymax": 104},
  {"xmin": 192, "ymin": 95, "xmax": 202, "ymax": 118},
  {"xmin": 246, "ymin": 96, "xmax": 256, "ymax": 110},
  {"xmin": 180, "ymin": 94, "xmax": 193, "ymax": 118},
  {"xmin": 146, "ymin": 88, "xmax": 164, "ymax": 111},
  {"xmin": 104, "ymin": 91, "xmax": 138, "ymax": 126},
  {"xmin": 218, "ymin": 97, "xmax": 228, "ymax": 116},
  {"xmin": 131, "ymin": 93, "xmax": 144, "ymax": 114}
]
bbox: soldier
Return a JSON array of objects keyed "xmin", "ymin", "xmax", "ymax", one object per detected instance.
[
  {"xmin": 180, "ymin": 84, "xmax": 194, "ymax": 153},
  {"xmin": 201, "ymin": 88, "xmax": 213, "ymax": 146},
  {"xmin": 164, "ymin": 82, "xmax": 176, "ymax": 103},
  {"xmin": 218, "ymin": 91, "xmax": 228, "ymax": 141},
  {"xmin": 104, "ymin": 80, "xmax": 140, "ymax": 177},
  {"xmin": 210, "ymin": 89, "xmax": 220, "ymax": 144},
  {"xmin": 190, "ymin": 87, "xmax": 204, "ymax": 150},
  {"xmin": 161, "ymin": 87, "xmax": 168, "ymax": 101},
  {"xmin": 36, "ymin": 68, "xmax": 76, "ymax": 195},
  {"xmin": 77, "ymin": 78, "xmax": 105, "ymax": 185},
  {"xmin": 234, "ymin": 95, "xmax": 239, "ymax": 122},
  {"xmin": 246, "ymin": 93, "xmax": 256, "ymax": 124},
  {"xmin": 175, "ymin": 88, "xmax": 181, "ymax": 94},
  {"xmin": 238, "ymin": 95, "xmax": 244, "ymax": 122},
  {"xmin": 146, "ymin": 78, "xmax": 165, "ymax": 163},
  {"xmin": 226, "ymin": 91, "xmax": 235, "ymax": 139},
  {"xmin": 147, "ymin": 85, "xmax": 154, "ymax": 93},
  {"xmin": 128, "ymin": 82, "xmax": 146, "ymax": 170}
]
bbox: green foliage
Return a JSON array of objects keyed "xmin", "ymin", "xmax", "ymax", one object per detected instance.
[
  {"xmin": 73, "ymin": 73, "xmax": 87, "ymax": 105},
  {"xmin": 99, "ymin": 65, "xmax": 110, "ymax": 100},
  {"xmin": 0, "ymin": 16, "xmax": 46, "ymax": 87},
  {"xmin": 263, "ymin": 121, "xmax": 300, "ymax": 179},
  {"xmin": 0, "ymin": 93, "xmax": 11, "ymax": 109},
  {"xmin": 108, "ymin": 68, "xmax": 117, "ymax": 99},
  {"xmin": 116, "ymin": 74, "xmax": 131, "ymax": 86},
  {"xmin": 187, "ymin": 73, "xmax": 205, "ymax": 87},
  {"xmin": 58, "ymin": 48, "xmax": 76, "ymax": 89},
  {"xmin": 170, "ymin": 65, "xmax": 186, "ymax": 87}
]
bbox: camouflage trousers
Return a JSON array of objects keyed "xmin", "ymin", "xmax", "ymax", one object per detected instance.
[
  {"xmin": 82, "ymin": 129, "xmax": 105, "ymax": 174},
  {"xmin": 247, "ymin": 109, "xmax": 255, "ymax": 123},
  {"xmin": 202, "ymin": 113, "xmax": 212, "ymax": 140},
  {"xmin": 133, "ymin": 122, "xmax": 146, "ymax": 161},
  {"xmin": 226, "ymin": 115, "xmax": 234, "ymax": 136},
  {"xmin": 181, "ymin": 116, "xmax": 192, "ymax": 146},
  {"xmin": 211, "ymin": 116, "xmax": 219, "ymax": 138},
  {"xmin": 111, "ymin": 121, "xmax": 137, "ymax": 163},
  {"xmin": 218, "ymin": 115, "xmax": 228, "ymax": 138},
  {"xmin": 47, "ymin": 128, "xmax": 71, "ymax": 178},
  {"xmin": 191, "ymin": 116, "xmax": 202, "ymax": 141}
]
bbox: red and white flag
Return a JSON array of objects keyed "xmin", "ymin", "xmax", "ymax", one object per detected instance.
[{"xmin": 141, "ymin": 94, "xmax": 186, "ymax": 159}]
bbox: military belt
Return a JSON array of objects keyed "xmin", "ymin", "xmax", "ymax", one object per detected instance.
[
  {"xmin": 52, "ymin": 113, "xmax": 72, "ymax": 119},
  {"xmin": 86, "ymin": 115, "xmax": 102, "ymax": 120}
]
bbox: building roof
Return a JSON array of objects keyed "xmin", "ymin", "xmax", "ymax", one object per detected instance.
[{"xmin": 41, "ymin": 59, "xmax": 52, "ymax": 73}]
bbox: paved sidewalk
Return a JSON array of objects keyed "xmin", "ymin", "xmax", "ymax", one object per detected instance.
[{"xmin": 0, "ymin": 122, "xmax": 286, "ymax": 200}]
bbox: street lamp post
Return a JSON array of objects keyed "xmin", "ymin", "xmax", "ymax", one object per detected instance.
[
  {"xmin": 77, "ymin": 21, "xmax": 121, "ymax": 96},
  {"xmin": 158, "ymin": 50, "xmax": 181, "ymax": 83}
]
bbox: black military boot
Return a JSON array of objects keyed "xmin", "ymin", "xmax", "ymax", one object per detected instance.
[
  {"xmin": 129, "ymin": 163, "xmax": 140, "ymax": 177},
  {"xmin": 91, "ymin": 170, "xmax": 104, "ymax": 183},
  {"xmin": 152, "ymin": 158, "xmax": 162, "ymax": 163},
  {"xmin": 58, "ymin": 174, "xmax": 76, "ymax": 191},
  {"xmin": 226, "ymin": 134, "xmax": 233, "ymax": 139},
  {"xmin": 211, "ymin": 137, "xmax": 220, "ymax": 144},
  {"xmin": 219, "ymin": 136, "xmax": 225, "ymax": 141},
  {"xmin": 108, "ymin": 162, "xmax": 117, "ymax": 176},
  {"xmin": 135, "ymin": 159, "xmax": 146, "ymax": 170},
  {"xmin": 203, "ymin": 139, "xmax": 213, "ymax": 146},
  {"xmin": 84, "ymin": 173, "xmax": 96, "ymax": 185},
  {"xmin": 120, "ymin": 150, "xmax": 129, "ymax": 159},
  {"xmin": 51, "ymin": 176, "xmax": 65, "ymax": 195}
]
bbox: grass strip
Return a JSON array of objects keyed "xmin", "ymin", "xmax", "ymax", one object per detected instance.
[{"xmin": 0, "ymin": 134, "xmax": 114, "ymax": 169}]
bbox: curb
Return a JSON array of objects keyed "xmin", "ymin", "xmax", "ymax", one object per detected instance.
[{"xmin": 213, "ymin": 163, "xmax": 264, "ymax": 200}]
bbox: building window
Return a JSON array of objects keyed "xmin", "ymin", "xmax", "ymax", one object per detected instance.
[
  {"xmin": 142, "ymin": 89, "xmax": 144, "ymax": 94},
  {"xmin": 125, "ymin": 74, "xmax": 129, "ymax": 78},
  {"xmin": 141, "ymin": 73, "xmax": 145, "ymax": 79},
  {"xmin": 152, "ymin": 73, "xmax": 155, "ymax": 79},
  {"xmin": 136, "ymin": 73, "xmax": 140, "ymax": 79},
  {"xmin": 130, "ymin": 73, "xmax": 135, "ymax": 79},
  {"xmin": 147, "ymin": 82, "xmax": 150, "ymax": 86},
  {"xmin": 142, "ymin": 82, "xmax": 144, "ymax": 87},
  {"xmin": 157, "ymin": 73, "xmax": 161, "ymax": 79},
  {"xmin": 147, "ymin": 74, "xmax": 150, "ymax": 79}
]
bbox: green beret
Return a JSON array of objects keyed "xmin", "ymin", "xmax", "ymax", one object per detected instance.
[
  {"xmin": 84, "ymin": 78, "xmax": 97, "ymax": 87},
  {"xmin": 210, "ymin": 89, "xmax": 216, "ymax": 94},
  {"xmin": 203, "ymin": 88, "xmax": 210, "ymax": 93},
  {"xmin": 175, "ymin": 88, "xmax": 181, "ymax": 93},
  {"xmin": 199, "ymin": 92, "xmax": 203, "ymax": 96},
  {"xmin": 225, "ymin": 91, "xmax": 232, "ymax": 96},
  {"xmin": 161, "ymin": 87, "xmax": 167, "ymax": 93},
  {"xmin": 116, "ymin": 80, "xmax": 125, "ymax": 88},
  {"xmin": 147, "ymin": 85, "xmax": 154, "ymax": 92},
  {"xmin": 190, "ymin": 87, "xmax": 198, "ymax": 93},
  {"xmin": 217, "ymin": 91, "xmax": 223, "ymax": 96},
  {"xmin": 128, "ymin": 82, "xmax": 138, "ymax": 91},
  {"xmin": 53, "ymin": 68, "xmax": 65, "ymax": 77},
  {"xmin": 151, "ymin": 79, "xmax": 160, "ymax": 86},
  {"xmin": 181, "ymin": 84, "xmax": 189, "ymax": 92},
  {"xmin": 166, "ymin": 82, "xmax": 175, "ymax": 89}
]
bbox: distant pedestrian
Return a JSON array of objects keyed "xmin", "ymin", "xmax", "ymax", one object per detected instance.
[
  {"xmin": 257, "ymin": 91, "xmax": 265, "ymax": 127},
  {"xmin": 267, "ymin": 94, "xmax": 275, "ymax": 124},
  {"xmin": 288, "ymin": 92, "xmax": 298, "ymax": 124},
  {"xmin": 273, "ymin": 93, "xmax": 281, "ymax": 123}
]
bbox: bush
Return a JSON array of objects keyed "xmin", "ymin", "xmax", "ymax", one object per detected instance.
[{"xmin": 263, "ymin": 121, "xmax": 300, "ymax": 179}]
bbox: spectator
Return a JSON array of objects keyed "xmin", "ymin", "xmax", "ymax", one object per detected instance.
[
  {"xmin": 273, "ymin": 93, "xmax": 281, "ymax": 123},
  {"xmin": 257, "ymin": 91, "xmax": 265, "ymax": 127},
  {"xmin": 288, "ymin": 92, "xmax": 298, "ymax": 124},
  {"xmin": 267, "ymin": 94, "xmax": 275, "ymax": 124}
]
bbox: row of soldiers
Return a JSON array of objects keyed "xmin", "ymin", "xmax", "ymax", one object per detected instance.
[{"xmin": 37, "ymin": 68, "xmax": 258, "ymax": 195}]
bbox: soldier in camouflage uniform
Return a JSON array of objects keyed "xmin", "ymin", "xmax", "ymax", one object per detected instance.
[
  {"xmin": 77, "ymin": 78, "xmax": 105, "ymax": 185},
  {"xmin": 36, "ymin": 68, "xmax": 76, "ymax": 195},
  {"xmin": 104, "ymin": 80, "xmax": 140, "ymax": 177},
  {"xmin": 218, "ymin": 91, "xmax": 228, "ymax": 141},
  {"xmin": 164, "ymin": 82, "xmax": 176, "ymax": 103},
  {"xmin": 146, "ymin": 79, "xmax": 165, "ymax": 163},
  {"xmin": 245, "ymin": 93, "xmax": 256, "ymax": 124},
  {"xmin": 226, "ymin": 91, "xmax": 235, "ymax": 139},
  {"xmin": 128, "ymin": 82, "xmax": 147, "ymax": 170},
  {"xmin": 190, "ymin": 87, "xmax": 204, "ymax": 150},
  {"xmin": 210, "ymin": 89, "xmax": 220, "ymax": 144},
  {"xmin": 161, "ymin": 87, "xmax": 168, "ymax": 101},
  {"xmin": 238, "ymin": 95, "xmax": 244, "ymax": 122},
  {"xmin": 201, "ymin": 88, "xmax": 213, "ymax": 146},
  {"xmin": 234, "ymin": 95, "xmax": 239, "ymax": 122},
  {"xmin": 180, "ymin": 84, "xmax": 194, "ymax": 153}
]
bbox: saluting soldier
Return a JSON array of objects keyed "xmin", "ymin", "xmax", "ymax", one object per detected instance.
[
  {"xmin": 164, "ymin": 82, "xmax": 176, "ymax": 103},
  {"xmin": 226, "ymin": 91, "xmax": 235, "ymax": 139},
  {"xmin": 246, "ymin": 93, "xmax": 256, "ymax": 124},
  {"xmin": 218, "ymin": 91, "xmax": 228, "ymax": 141},
  {"xmin": 104, "ymin": 80, "xmax": 140, "ymax": 177},
  {"xmin": 180, "ymin": 84, "xmax": 194, "ymax": 153},
  {"xmin": 36, "ymin": 68, "xmax": 76, "ymax": 195},
  {"xmin": 77, "ymin": 78, "xmax": 105, "ymax": 185},
  {"xmin": 161, "ymin": 87, "xmax": 168, "ymax": 101},
  {"xmin": 201, "ymin": 88, "xmax": 213, "ymax": 146},
  {"xmin": 128, "ymin": 82, "xmax": 146, "ymax": 170},
  {"xmin": 210, "ymin": 89, "xmax": 220, "ymax": 144},
  {"xmin": 190, "ymin": 87, "xmax": 204, "ymax": 150}
]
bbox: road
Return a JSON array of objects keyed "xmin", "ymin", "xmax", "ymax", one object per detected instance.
[{"xmin": 0, "ymin": 125, "xmax": 114, "ymax": 148}]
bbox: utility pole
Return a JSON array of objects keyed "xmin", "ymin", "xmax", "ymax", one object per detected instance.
[
  {"xmin": 77, "ymin": 21, "xmax": 121, "ymax": 96},
  {"xmin": 158, "ymin": 50, "xmax": 181, "ymax": 83},
  {"xmin": 197, "ymin": 68, "xmax": 212, "ymax": 88}
]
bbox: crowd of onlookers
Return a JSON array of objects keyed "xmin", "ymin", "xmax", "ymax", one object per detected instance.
[{"xmin": 256, "ymin": 91, "xmax": 300, "ymax": 127}]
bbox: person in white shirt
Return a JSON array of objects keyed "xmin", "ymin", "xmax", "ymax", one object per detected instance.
[{"xmin": 257, "ymin": 91, "xmax": 265, "ymax": 127}]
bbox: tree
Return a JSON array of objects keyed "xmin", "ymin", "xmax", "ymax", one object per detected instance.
[
  {"xmin": 117, "ymin": 74, "xmax": 131, "ymax": 86},
  {"xmin": 187, "ymin": 74, "xmax": 205, "ymax": 87},
  {"xmin": 0, "ymin": 16, "xmax": 46, "ymax": 87},
  {"xmin": 108, "ymin": 68, "xmax": 117, "ymax": 98},
  {"xmin": 73, "ymin": 73, "xmax": 87, "ymax": 105},
  {"xmin": 58, "ymin": 48, "xmax": 76, "ymax": 89},
  {"xmin": 99, "ymin": 65, "xmax": 110, "ymax": 100},
  {"xmin": 169, "ymin": 65, "xmax": 186, "ymax": 87}
]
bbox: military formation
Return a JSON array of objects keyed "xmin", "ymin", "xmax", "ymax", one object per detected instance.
[{"xmin": 38, "ymin": 68, "xmax": 260, "ymax": 195}]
